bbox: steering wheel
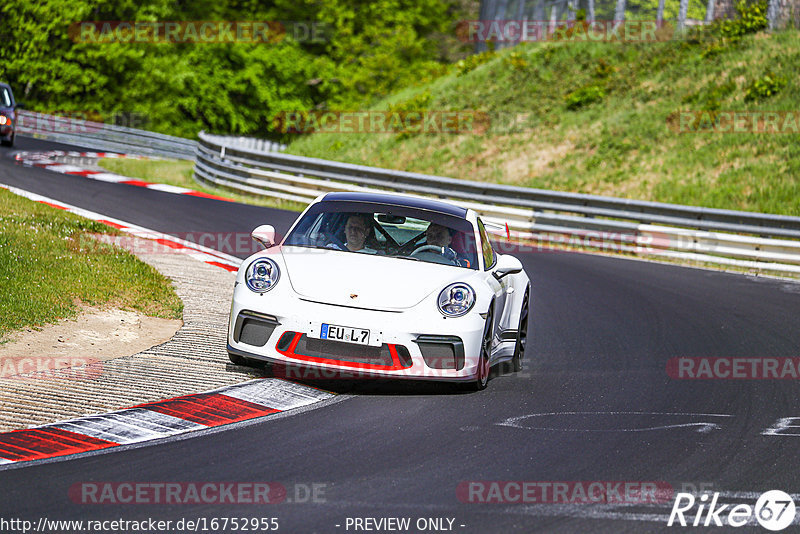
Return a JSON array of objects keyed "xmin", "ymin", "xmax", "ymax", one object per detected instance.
[
  {"xmin": 410, "ymin": 245, "xmax": 460, "ymax": 266},
  {"xmin": 411, "ymin": 245, "xmax": 445, "ymax": 257},
  {"xmin": 322, "ymin": 233, "xmax": 347, "ymax": 251}
]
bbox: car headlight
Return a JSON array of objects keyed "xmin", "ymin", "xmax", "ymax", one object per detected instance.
[
  {"xmin": 437, "ymin": 283, "xmax": 475, "ymax": 317},
  {"xmin": 245, "ymin": 258, "xmax": 280, "ymax": 293},
  {"xmin": 0, "ymin": 115, "xmax": 8, "ymax": 126}
]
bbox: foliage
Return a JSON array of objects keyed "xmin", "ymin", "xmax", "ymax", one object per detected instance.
[
  {"xmin": 616, "ymin": 0, "xmax": 706, "ymax": 24},
  {"xmin": 683, "ymin": 80, "xmax": 737, "ymax": 110},
  {"xmin": 744, "ymin": 70, "xmax": 787, "ymax": 100},
  {"xmin": 503, "ymin": 51, "xmax": 529, "ymax": 70},
  {"xmin": 593, "ymin": 58, "xmax": 616, "ymax": 79},
  {"xmin": 564, "ymin": 84, "xmax": 606, "ymax": 109},
  {"xmin": 455, "ymin": 48, "xmax": 496, "ymax": 75},
  {"xmin": 715, "ymin": 0, "xmax": 769, "ymax": 38},
  {"xmin": 0, "ymin": 0, "xmax": 465, "ymax": 139},
  {"xmin": 388, "ymin": 90, "xmax": 434, "ymax": 113}
]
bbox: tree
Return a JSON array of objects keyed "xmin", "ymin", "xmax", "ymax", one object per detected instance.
[
  {"xmin": 678, "ymin": 0, "xmax": 688, "ymax": 29},
  {"xmin": 614, "ymin": 0, "xmax": 627, "ymax": 25},
  {"xmin": 0, "ymin": 0, "xmax": 459, "ymax": 138}
]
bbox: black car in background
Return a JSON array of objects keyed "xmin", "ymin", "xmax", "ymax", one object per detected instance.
[{"xmin": 0, "ymin": 83, "xmax": 18, "ymax": 146}]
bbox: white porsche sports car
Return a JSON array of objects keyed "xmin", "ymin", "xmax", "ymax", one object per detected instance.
[{"xmin": 227, "ymin": 192, "xmax": 531, "ymax": 390}]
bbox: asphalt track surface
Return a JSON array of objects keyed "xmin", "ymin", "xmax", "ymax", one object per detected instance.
[{"xmin": 2, "ymin": 137, "xmax": 800, "ymax": 533}]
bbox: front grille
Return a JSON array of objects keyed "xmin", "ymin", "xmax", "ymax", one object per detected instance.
[
  {"xmin": 297, "ymin": 335, "xmax": 393, "ymax": 366},
  {"xmin": 277, "ymin": 332, "xmax": 412, "ymax": 369}
]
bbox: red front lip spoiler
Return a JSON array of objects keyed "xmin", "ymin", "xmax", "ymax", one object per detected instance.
[
  {"xmin": 275, "ymin": 331, "xmax": 412, "ymax": 371},
  {"xmin": 228, "ymin": 342, "xmax": 479, "ymax": 382}
]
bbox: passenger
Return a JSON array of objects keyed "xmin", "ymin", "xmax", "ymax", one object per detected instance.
[{"xmin": 344, "ymin": 214, "xmax": 378, "ymax": 254}]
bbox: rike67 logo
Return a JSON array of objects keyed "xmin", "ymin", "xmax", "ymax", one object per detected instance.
[{"xmin": 668, "ymin": 490, "xmax": 796, "ymax": 531}]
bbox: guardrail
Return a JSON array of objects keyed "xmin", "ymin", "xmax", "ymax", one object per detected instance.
[
  {"xmin": 16, "ymin": 110, "xmax": 197, "ymax": 160},
  {"xmin": 201, "ymin": 132, "xmax": 286, "ymax": 154},
  {"xmin": 193, "ymin": 130, "xmax": 800, "ymax": 274}
]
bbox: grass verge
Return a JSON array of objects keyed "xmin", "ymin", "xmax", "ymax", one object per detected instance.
[
  {"xmin": 0, "ymin": 188, "xmax": 183, "ymax": 342},
  {"xmin": 284, "ymin": 26, "xmax": 800, "ymax": 217},
  {"xmin": 97, "ymin": 158, "xmax": 307, "ymax": 212}
]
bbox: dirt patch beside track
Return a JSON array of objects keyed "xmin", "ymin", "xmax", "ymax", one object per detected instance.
[{"xmin": 0, "ymin": 307, "xmax": 181, "ymax": 364}]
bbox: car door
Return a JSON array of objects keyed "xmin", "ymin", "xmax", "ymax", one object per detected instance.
[{"xmin": 477, "ymin": 218, "xmax": 507, "ymax": 355}]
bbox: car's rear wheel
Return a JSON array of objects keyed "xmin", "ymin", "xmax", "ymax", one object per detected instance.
[
  {"xmin": 511, "ymin": 287, "xmax": 529, "ymax": 373},
  {"xmin": 471, "ymin": 307, "xmax": 493, "ymax": 391}
]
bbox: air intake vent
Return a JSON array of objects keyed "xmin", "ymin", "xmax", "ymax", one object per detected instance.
[
  {"xmin": 415, "ymin": 335, "xmax": 464, "ymax": 370},
  {"xmin": 234, "ymin": 311, "xmax": 279, "ymax": 347}
]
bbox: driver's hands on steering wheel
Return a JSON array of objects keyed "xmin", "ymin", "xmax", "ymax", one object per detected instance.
[
  {"xmin": 440, "ymin": 246, "xmax": 458, "ymax": 262},
  {"xmin": 320, "ymin": 233, "xmax": 347, "ymax": 251},
  {"xmin": 410, "ymin": 244, "xmax": 460, "ymax": 265}
]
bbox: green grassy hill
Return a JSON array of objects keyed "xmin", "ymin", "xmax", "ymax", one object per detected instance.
[{"xmin": 285, "ymin": 24, "xmax": 800, "ymax": 216}]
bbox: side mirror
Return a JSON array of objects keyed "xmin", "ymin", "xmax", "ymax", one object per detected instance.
[
  {"xmin": 13, "ymin": 101, "xmax": 22, "ymax": 109},
  {"xmin": 251, "ymin": 224, "xmax": 276, "ymax": 249},
  {"xmin": 493, "ymin": 254, "xmax": 523, "ymax": 280}
]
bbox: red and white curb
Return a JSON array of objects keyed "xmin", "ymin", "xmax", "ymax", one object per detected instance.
[
  {"xmin": 14, "ymin": 150, "xmax": 234, "ymax": 202},
  {"xmin": 0, "ymin": 379, "xmax": 333, "ymax": 465},
  {"xmin": 0, "ymin": 183, "xmax": 241, "ymax": 272}
]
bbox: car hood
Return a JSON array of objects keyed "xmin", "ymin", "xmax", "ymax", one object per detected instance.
[{"xmin": 281, "ymin": 247, "xmax": 467, "ymax": 310}]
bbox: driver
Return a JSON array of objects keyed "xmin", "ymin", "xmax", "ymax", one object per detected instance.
[
  {"xmin": 425, "ymin": 223, "xmax": 452, "ymax": 248},
  {"xmin": 344, "ymin": 214, "xmax": 378, "ymax": 254},
  {"xmin": 424, "ymin": 223, "xmax": 469, "ymax": 266}
]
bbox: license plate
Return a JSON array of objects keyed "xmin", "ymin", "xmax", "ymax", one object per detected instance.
[{"xmin": 319, "ymin": 323, "xmax": 370, "ymax": 346}]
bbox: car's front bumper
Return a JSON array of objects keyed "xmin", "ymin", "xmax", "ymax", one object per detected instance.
[{"xmin": 227, "ymin": 288, "xmax": 487, "ymax": 382}]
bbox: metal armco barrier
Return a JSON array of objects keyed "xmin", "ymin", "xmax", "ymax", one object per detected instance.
[
  {"xmin": 201, "ymin": 132, "xmax": 286, "ymax": 154},
  {"xmin": 16, "ymin": 110, "xmax": 197, "ymax": 160},
  {"xmin": 189, "ymin": 130, "xmax": 796, "ymax": 274}
]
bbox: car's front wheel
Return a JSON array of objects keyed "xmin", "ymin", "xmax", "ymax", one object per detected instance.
[
  {"xmin": 229, "ymin": 351, "xmax": 274, "ymax": 375},
  {"xmin": 511, "ymin": 287, "xmax": 529, "ymax": 373},
  {"xmin": 471, "ymin": 307, "xmax": 493, "ymax": 391},
  {"xmin": 228, "ymin": 351, "xmax": 248, "ymax": 366}
]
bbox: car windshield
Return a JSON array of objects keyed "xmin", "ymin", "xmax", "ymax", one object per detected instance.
[{"xmin": 284, "ymin": 200, "xmax": 479, "ymax": 269}]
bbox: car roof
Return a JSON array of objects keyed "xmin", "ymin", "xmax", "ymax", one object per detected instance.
[{"xmin": 321, "ymin": 192, "xmax": 468, "ymax": 218}]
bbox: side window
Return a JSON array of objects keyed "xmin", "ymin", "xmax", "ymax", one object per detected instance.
[
  {"xmin": 476, "ymin": 218, "xmax": 495, "ymax": 270},
  {"xmin": 1, "ymin": 89, "xmax": 10, "ymax": 107}
]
